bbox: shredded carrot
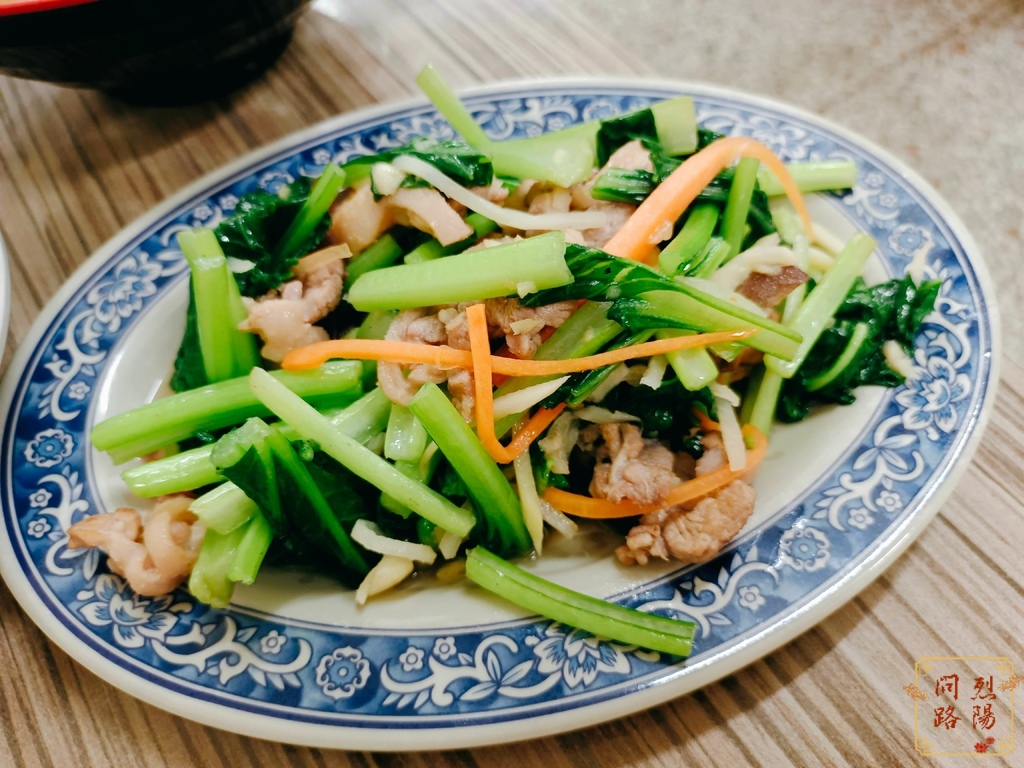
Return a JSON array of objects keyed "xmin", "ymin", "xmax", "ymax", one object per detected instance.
[
  {"xmin": 695, "ymin": 408, "xmax": 720, "ymax": 433},
  {"xmin": 467, "ymin": 305, "xmax": 570, "ymax": 464},
  {"xmin": 603, "ymin": 137, "xmax": 812, "ymax": 262},
  {"xmin": 282, "ymin": 328, "xmax": 756, "ymax": 375},
  {"xmin": 491, "ymin": 325, "xmax": 558, "ymax": 387},
  {"xmin": 468, "ymin": 303, "xmax": 515, "ymax": 463},
  {"xmin": 541, "ymin": 424, "xmax": 768, "ymax": 519}
]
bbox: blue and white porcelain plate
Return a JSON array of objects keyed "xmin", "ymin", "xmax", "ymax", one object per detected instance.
[{"xmin": 0, "ymin": 80, "xmax": 998, "ymax": 750}]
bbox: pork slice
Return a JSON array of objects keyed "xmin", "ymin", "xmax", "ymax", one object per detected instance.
[
  {"xmin": 389, "ymin": 187, "xmax": 473, "ymax": 246},
  {"xmin": 736, "ymin": 265, "xmax": 810, "ymax": 308},
  {"xmin": 328, "ymin": 184, "xmax": 394, "ymax": 254},
  {"xmin": 239, "ymin": 259, "xmax": 344, "ymax": 362},
  {"xmin": 615, "ymin": 479, "xmax": 756, "ymax": 566},
  {"xmin": 589, "ymin": 423, "xmax": 680, "ymax": 506}
]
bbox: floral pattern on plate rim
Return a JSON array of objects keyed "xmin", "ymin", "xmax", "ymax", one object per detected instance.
[{"xmin": 0, "ymin": 84, "xmax": 992, "ymax": 728}]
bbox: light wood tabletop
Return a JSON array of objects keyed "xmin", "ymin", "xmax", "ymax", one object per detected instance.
[{"xmin": 1, "ymin": 1, "xmax": 1022, "ymax": 765}]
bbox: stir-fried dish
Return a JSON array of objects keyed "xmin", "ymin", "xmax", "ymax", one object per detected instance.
[{"xmin": 74, "ymin": 68, "xmax": 939, "ymax": 655}]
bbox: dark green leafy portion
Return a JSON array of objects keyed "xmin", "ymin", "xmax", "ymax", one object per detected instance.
[
  {"xmin": 591, "ymin": 166, "xmax": 775, "ymax": 247},
  {"xmin": 170, "ymin": 283, "xmax": 205, "ymax": 392},
  {"xmin": 212, "ymin": 419, "xmax": 374, "ymax": 585},
  {"xmin": 595, "ymin": 108, "xmax": 659, "ymax": 166},
  {"xmin": 606, "ymin": 296, "xmax": 697, "ymax": 332},
  {"xmin": 778, "ymin": 275, "xmax": 941, "ymax": 422},
  {"xmin": 214, "ymin": 177, "xmax": 326, "ymax": 298},
  {"xmin": 600, "ymin": 377, "xmax": 712, "ymax": 454},
  {"xmin": 520, "ymin": 244, "xmax": 682, "ymax": 307},
  {"xmin": 343, "ymin": 138, "xmax": 493, "ymax": 190}
]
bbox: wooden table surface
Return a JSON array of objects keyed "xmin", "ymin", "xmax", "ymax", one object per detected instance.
[{"xmin": 1, "ymin": 1, "xmax": 1022, "ymax": 765}]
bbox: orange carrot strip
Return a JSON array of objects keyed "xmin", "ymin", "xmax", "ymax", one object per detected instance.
[
  {"xmin": 468, "ymin": 303, "xmax": 516, "ymax": 464},
  {"xmin": 504, "ymin": 403, "xmax": 566, "ymax": 457},
  {"xmin": 541, "ymin": 425, "xmax": 767, "ymax": 519},
  {"xmin": 281, "ymin": 328, "xmax": 756, "ymax": 375},
  {"xmin": 469, "ymin": 306, "xmax": 569, "ymax": 464},
  {"xmin": 694, "ymin": 408, "xmax": 720, "ymax": 433},
  {"xmin": 603, "ymin": 137, "xmax": 812, "ymax": 262}
]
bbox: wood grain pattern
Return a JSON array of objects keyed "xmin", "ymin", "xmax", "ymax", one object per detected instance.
[{"xmin": 1, "ymin": 1, "xmax": 1022, "ymax": 765}]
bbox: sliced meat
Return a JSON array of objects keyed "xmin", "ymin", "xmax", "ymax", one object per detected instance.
[
  {"xmin": 736, "ymin": 265, "xmax": 810, "ymax": 308},
  {"xmin": 389, "ymin": 187, "xmax": 473, "ymax": 246},
  {"xmin": 328, "ymin": 184, "xmax": 394, "ymax": 254},
  {"xmin": 615, "ymin": 479, "xmax": 756, "ymax": 565},
  {"xmin": 603, "ymin": 140, "xmax": 654, "ymax": 174},
  {"xmin": 67, "ymin": 496, "xmax": 205, "ymax": 597},
  {"xmin": 377, "ymin": 309, "xmax": 454, "ymax": 407},
  {"xmin": 589, "ymin": 423, "xmax": 680, "ymax": 506},
  {"xmin": 695, "ymin": 431, "xmax": 726, "ymax": 476},
  {"xmin": 484, "ymin": 298, "xmax": 575, "ymax": 359},
  {"xmin": 376, "ymin": 296, "xmax": 576, "ymax": 418},
  {"xmin": 239, "ymin": 259, "xmax": 345, "ymax": 362}
]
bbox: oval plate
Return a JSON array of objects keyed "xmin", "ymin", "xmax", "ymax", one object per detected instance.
[{"xmin": 0, "ymin": 79, "xmax": 998, "ymax": 750}]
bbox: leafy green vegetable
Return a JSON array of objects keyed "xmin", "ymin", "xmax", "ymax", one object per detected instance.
[
  {"xmin": 342, "ymin": 138, "xmax": 493, "ymax": 190},
  {"xmin": 170, "ymin": 283, "xmax": 206, "ymax": 392},
  {"xmin": 92, "ymin": 361, "xmax": 363, "ymax": 463},
  {"xmin": 591, "ymin": 168, "xmax": 654, "ymax": 205},
  {"xmin": 595, "ymin": 108, "xmax": 659, "ymax": 166},
  {"xmin": 408, "ymin": 383, "xmax": 532, "ymax": 557},
  {"xmin": 777, "ymin": 275, "xmax": 941, "ymax": 422},
  {"xmin": 599, "ymin": 376, "xmax": 712, "ymax": 454},
  {"xmin": 466, "ymin": 547, "xmax": 697, "ymax": 656},
  {"xmin": 214, "ymin": 177, "xmax": 327, "ymax": 298},
  {"xmin": 212, "ymin": 418, "xmax": 373, "ymax": 584},
  {"xmin": 520, "ymin": 243, "xmax": 682, "ymax": 307},
  {"xmin": 538, "ymin": 330, "xmax": 654, "ymax": 409}
]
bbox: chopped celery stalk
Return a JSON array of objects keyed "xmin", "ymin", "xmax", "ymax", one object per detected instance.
[
  {"xmin": 721, "ymin": 157, "xmax": 760, "ymax": 257},
  {"xmin": 690, "ymin": 238, "xmax": 733, "ymax": 279},
  {"xmin": 347, "ymin": 231, "xmax": 571, "ymax": 311},
  {"xmin": 591, "ymin": 169, "xmax": 654, "ymax": 205},
  {"xmin": 747, "ymin": 368, "xmax": 784, "ymax": 437},
  {"xmin": 228, "ymin": 512, "xmax": 273, "ymax": 585},
  {"xmin": 274, "ymin": 164, "xmax": 346, "ymax": 260},
  {"xmin": 384, "ymin": 405, "xmax": 429, "ymax": 462},
  {"xmin": 613, "ymin": 288, "xmax": 801, "ymax": 359},
  {"xmin": 415, "ymin": 65, "xmax": 597, "ymax": 186},
  {"xmin": 805, "ymin": 322, "xmax": 872, "ymax": 391},
  {"xmin": 415, "ymin": 65, "xmax": 491, "ymax": 147},
  {"xmin": 408, "ymin": 384, "xmax": 532, "ymax": 557},
  {"xmin": 566, "ymin": 330, "xmax": 654, "ymax": 407},
  {"xmin": 757, "ymin": 160, "xmax": 857, "ymax": 196},
  {"xmin": 188, "ymin": 524, "xmax": 247, "ymax": 609},
  {"xmin": 380, "ymin": 459, "xmax": 423, "ymax": 518},
  {"xmin": 659, "ymin": 203, "xmax": 720, "ymax": 276},
  {"xmin": 355, "ymin": 310, "xmax": 396, "ymax": 388},
  {"xmin": 492, "ymin": 301, "xmax": 622, "ymax": 435},
  {"xmin": 121, "ymin": 388, "xmax": 392, "ymax": 497},
  {"xmin": 656, "ymin": 329, "xmax": 719, "ymax": 390},
  {"xmin": 765, "ymin": 233, "xmax": 877, "ymax": 378},
  {"xmin": 344, "ymin": 234, "xmax": 403, "ymax": 290},
  {"xmin": 249, "ymin": 368, "xmax": 475, "ymax": 538},
  {"xmin": 404, "ymin": 213, "xmax": 498, "ymax": 264},
  {"xmin": 212, "ymin": 417, "xmax": 371, "ymax": 577},
  {"xmin": 489, "ymin": 132, "xmax": 597, "ymax": 187},
  {"xmin": 466, "ymin": 547, "xmax": 695, "ymax": 656},
  {"xmin": 651, "ymin": 96, "xmax": 697, "ymax": 155},
  {"xmin": 380, "ymin": 448, "xmax": 441, "ymax": 518},
  {"xmin": 177, "ymin": 228, "xmax": 259, "ymax": 383},
  {"xmin": 190, "ymin": 482, "xmax": 257, "ymax": 534},
  {"xmin": 121, "ymin": 447, "xmax": 224, "ymax": 498},
  {"xmin": 92, "ymin": 362, "xmax": 362, "ymax": 463}
]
